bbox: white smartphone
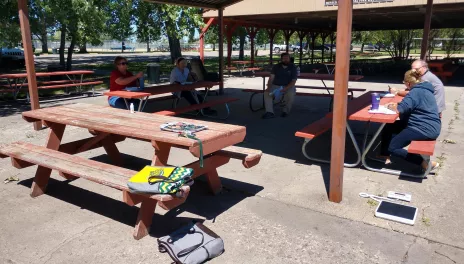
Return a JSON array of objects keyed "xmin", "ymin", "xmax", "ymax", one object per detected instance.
[{"xmin": 375, "ymin": 201, "xmax": 418, "ymax": 225}]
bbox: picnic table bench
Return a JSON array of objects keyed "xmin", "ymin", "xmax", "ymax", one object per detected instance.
[
  {"xmin": 245, "ymin": 72, "xmax": 365, "ymax": 112},
  {"xmin": 428, "ymin": 61, "xmax": 459, "ymax": 83},
  {"xmin": 0, "ymin": 103, "xmax": 262, "ymax": 239},
  {"xmin": 295, "ymin": 91, "xmax": 436, "ymax": 178},
  {"xmin": 144, "ymin": 81, "xmax": 239, "ymax": 119},
  {"xmin": 0, "ymin": 70, "xmax": 102, "ymax": 100}
]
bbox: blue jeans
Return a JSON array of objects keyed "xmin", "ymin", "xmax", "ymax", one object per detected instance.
[
  {"xmin": 387, "ymin": 126, "xmax": 431, "ymax": 165},
  {"xmin": 108, "ymin": 96, "xmax": 140, "ymax": 110}
]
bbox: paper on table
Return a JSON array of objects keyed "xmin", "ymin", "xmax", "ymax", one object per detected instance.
[
  {"xmin": 382, "ymin": 93, "xmax": 395, "ymax": 98},
  {"xmin": 368, "ymin": 106, "xmax": 397, "ymax": 115}
]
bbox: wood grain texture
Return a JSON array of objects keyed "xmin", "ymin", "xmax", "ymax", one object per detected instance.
[
  {"xmin": 21, "ymin": 103, "xmax": 246, "ymax": 156},
  {"xmin": 103, "ymin": 91, "xmax": 151, "ymax": 99}
]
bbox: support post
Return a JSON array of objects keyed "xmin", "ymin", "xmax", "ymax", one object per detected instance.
[
  {"xmin": 297, "ymin": 30, "xmax": 307, "ymax": 67},
  {"xmin": 283, "ymin": 29, "xmax": 294, "ymax": 53},
  {"xmin": 321, "ymin": 32, "xmax": 329, "ymax": 63},
  {"xmin": 199, "ymin": 18, "xmax": 214, "ymax": 63},
  {"xmin": 226, "ymin": 24, "xmax": 237, "ymax": 67},
  {"xmin": 18, "ymin": 0, "xmax": 41, "ymax": 130},
  {"xmin": 218, "ymin": 8, "xmax": 224, "ymax": 94},
  {"xmin": 330, "ymin": 32, "xmax": 336, "ymax": 62},
  {"xmin": 420, "ymin": 0, "xmax": 434, "ymax": 60},
  {"xmin": 309, "ymin": 32, "xmax": 319, "ymax": 64},
  {"xmin": 246, "ymin": 27, "xmax": 259, "ymax": 67},
  {"xmin": 329, "ymin": 0, "xmax": 353, "ymax": 203},
  {"xmin": 267, "ymin": 28, "xmax": 278, "ymax": 65}
]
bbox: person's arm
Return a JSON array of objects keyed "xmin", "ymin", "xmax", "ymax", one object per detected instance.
[
  {"xmin": 391, "ymin": 92, "xmax": 416, "ymax": 115},
  {"xmin": 115, "ymin": 71, "xmax": 143, "ymax": 86},
  {"xmin": 266, "ymin": 74, "xmax": 275, "ymax": 91},
  {"xmin": 283, "ymin": 66, "xmax": 298, "ymax": 92},
  {"xmin": 389, "ymin": 85, "xmax": 410, "ymax": 97}
]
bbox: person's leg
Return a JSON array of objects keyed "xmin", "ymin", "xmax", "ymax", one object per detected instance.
[
  {"xmin": 263, "ymin": 85, "xmax": 278, "ymax": 114},
  {"xmin": 110, "ymin": 97, "xmax": 129, "ymax": 109},
  {"xmin": 282, "ymin": 86, "xmax": 296, "ymax": 115},
  {"xmin": 180, "ymin": 91, "xmax": 199, "ymax": 105},
  {"xmin": 380, "ymin": 120, "xmax": 407, "ymax": 157},
  {"xmin": 388, "ymin": 127, "xmax": 429, "ymax": 165}
]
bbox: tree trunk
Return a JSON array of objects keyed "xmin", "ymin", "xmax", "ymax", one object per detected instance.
[
  {"xmin": 146, "ymin": 41, "xmax": 150, "ymax": 52},
  {"xmin": 168, "ymin": 35, "xmax": 182, "ymax": 63},
  {"xmin": 66, "ymin": 32, "xmax": 77, "ymax": 71},
  {"xmin": 361, "ymin": 43, "xmax": 364, "ymax": 53},
  {"xmin": 41, "ymin": 33, "xmax": 48, "ymax": 54},
  {"xmin": 80, "ymin": 37, "xmax": 88, "ymax": 53},
  {"xmin": 212, "ymin": 43, "xmax": 215, "ymax": 51},
  {"xmin": 239, "ymin": 31, "xmax": 245, "ymax": 60},
  {"xmin": 59, "ymin": 24, "xmax": 66, "ymax": 67}
]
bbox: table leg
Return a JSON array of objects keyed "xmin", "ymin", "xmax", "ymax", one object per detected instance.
[
  {"xmin": 133, "ymin": 199, "xmax": 158, "ymax": 240},
  {"xmin": 184, "ymin": 154, "xmax": 230, "ymax": 195},
  {"xmin": 101, "ymin": 135, "xmax": 123, "ymax": 166},
  {"xmin": 30, "ymin": 123, "xmax": 66, "ymax": 197},
  {"xmin": 301, "ymin": 123, "xmax": 361, "ymax": 168},
  {"xmin": 123, "ymin": 98, "xmax": 130, "ymax": 110},
  {"xmin": 151, "ymin": 141, "xmax": 171, "ymax": 166}
]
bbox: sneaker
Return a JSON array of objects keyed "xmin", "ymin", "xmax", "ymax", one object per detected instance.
[
  {"xmin": 262, "ymin": 112, "xmax": 275, "ymax": 119},
  {"xmin": 281, "ymin": 112, "xmax": 288, "ymax": 118}
]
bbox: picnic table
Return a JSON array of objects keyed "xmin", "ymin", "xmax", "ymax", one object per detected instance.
[
  {"xmin": 103, "ymin": 91, "xmax": 151, "ymax": 112},
  {"xmin": 246, "ymin": 71, "xmax": 365, "ymax": 112},
  {"xmin": 0, "ymin": 103, "xmax": 262, "ymax": 239},
  {"xmin": 296, "ymin": 92, "xmax": 436, "ymax": 178},
  {"xmin": 0, "ymin": 70, "xmax": 102, "ymax": 100},
  {"xmin": 145, "ymin": 81, "xmax": 239, "ymax": 119},
  {"xmin": 232, "ymin": 60, "xmax": 263, "ymax": 76},
  {"xmin": 428, "ymin": 60, "xmax": 459, "ymax": 83},
  {"xmin": 323, "ymin": 63, "xmax": 336, "ymax": 74}
]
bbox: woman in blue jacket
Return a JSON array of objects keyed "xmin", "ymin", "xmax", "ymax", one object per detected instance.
[{"xmin": 381, "ymin": 69, "xmax": 441, "ymax": 171}]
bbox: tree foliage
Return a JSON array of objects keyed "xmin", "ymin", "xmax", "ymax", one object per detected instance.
[
  {"xmin": 442, "ymin": 28, "xmax": 464, "ymax": 58},
  {"xmin": 0, "ymin": 0, "xmax": 21, "ymax": 48}
]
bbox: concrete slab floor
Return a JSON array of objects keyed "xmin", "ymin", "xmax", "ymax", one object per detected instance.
[{"xmin": 0, "ymin": 76, "xmax": 463, "ymax": 263}]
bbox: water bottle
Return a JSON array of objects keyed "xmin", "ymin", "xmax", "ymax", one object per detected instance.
[
  {"xmin": 130, "ymin": 102, "xmax": 135, "ymax": 113},
  {"xmin": 297, "ymin": 66, "xmax": 300, "ymax": 76}
]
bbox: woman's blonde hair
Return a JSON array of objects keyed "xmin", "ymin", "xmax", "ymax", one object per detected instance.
[{"xmin": 404, "ymin": 69, "xmax": 422, "ymax": 85}]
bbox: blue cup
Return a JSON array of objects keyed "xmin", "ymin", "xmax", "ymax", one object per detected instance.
[{"xmin": 371, "ymin": 93, "xmax": 380, "ymax": 110}]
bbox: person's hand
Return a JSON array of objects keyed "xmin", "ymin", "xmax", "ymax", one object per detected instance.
[
  {"xmin": 135, "ymin": 72, "xmax": 144, "ymax": 78},
  {"xmin": 386, "ymin": 103, "xmax": 398, "ymax": 112},
  {"xmin": 389, "ymin": 87, "xmax": 398, "ymax": 94}
]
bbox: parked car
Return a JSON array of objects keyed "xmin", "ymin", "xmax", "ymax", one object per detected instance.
[
  {"xmin": 363, "ymin": 44, "xmax": 379, "ymax": 52},
  {"xmin": 273, "ymin": 44, "xmax": 288, "ymax": 53},
  {"xmin": 291, "ymin": 43, "xmax": 308, "ymax": 52},
  {"xmin": 0, "ymin": 47, "xmax": 25, "ymax": 67}
]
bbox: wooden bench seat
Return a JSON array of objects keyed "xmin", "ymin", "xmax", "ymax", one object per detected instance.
[
  {"xmin": 0, "ymin": 141, "xmax": 190, "ymax": 240},
  {"xmin": 408, "ymin": 140, "xmax": 436, "ymax": 156},
  {"xmin": 295, "ymin": 117, "xmax": 333, "ymax": 139},
  {"xmin": 154, "ymin": 97, "xmax": 239, "ymax": 117},
  {"xmin": 217, "ymin": 145, "xmax": 262, "ymax": 168},
  {"xmin": 37, "ymin": 80, "xmax": 103, "ymax": 90}
]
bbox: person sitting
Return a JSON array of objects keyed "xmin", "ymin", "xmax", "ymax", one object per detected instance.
[
  {"xmin": 262, "ymin": 53, "xmax": 297, "ymax": 119},
  {"xmin": 389, "ymin": 59, "xmax": 445, "ymax": 117},
  {"xmin": 381, "ymin": 69, "xmax": 441, "ymax": 171},
  {"xmin": 170, "ymin": 57, "xmax": 216, "ymax": 115},
  {"xmin": 108, "ymin": 56, "xmax": 144, "ymax": 109}
]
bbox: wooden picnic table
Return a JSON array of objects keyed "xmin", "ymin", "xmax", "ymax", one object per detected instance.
[
  {"xmin": 143, "ymin": 81, "xmax": 219, "ymax": 96},
  {"xmin": 0, "ymin": 70, "xmax": 99, "ymax": 100},
  {"xmin": 252, "ymin": 71, "xmax": 364, "ymax": 111},
  {"xmin": 16, "ymin": 103, "xmax": 254, "ymax": 239},
  {"xmin": 103, "ymin": 91, "xmax": 151, "ymax": 112}
]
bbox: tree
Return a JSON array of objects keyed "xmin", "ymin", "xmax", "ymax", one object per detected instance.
[
  {"xmin": 379, "ymin": 30, "xmax": 416, "ymax": 59},
  {"xmin": 152, "ymin": 4, "xmax": 203, "ymax": 63},
  {"xmin": 134, "ymin": 0, "xmax": 161, "ymax": 52},
  {"xmin": 0, "ymin": 0, "xmax": 21, "ymax": 48},
  {"xmin": 426, "ymin": 29, "xmax": 442, "ymax": 58},
  {"xmin": 442, "ymin": 28, "xmax": 464, "ymax": 58},
  {"xmin": 204, "ymin": 25, "xmax": 219, "ymax": 51},
  {"xmin": 352, "ymin": 31, "xmax": 377, "ymax": 52},
  {"xmin": 105, "ymin": 0, "xmax": 135, "ymax": 53},
  {"xmin": 29, "ymin": 0, "xmax": 57, "ymax": 53}
]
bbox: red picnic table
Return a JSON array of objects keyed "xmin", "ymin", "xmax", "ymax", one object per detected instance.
[
  {"xmin": 104, "ymin": 81, "xmax": 239, "ymax": 120},
  {"xmin": 0, "ymin": 70, "xmax": 101, "ymax": 100},
  {"xmin": 0, "ymin": 103, "xmax": 262, "ymax": 239},
  {"xmin": 247, "ymin": 71, "xmax": 365, "ymax": 112}
]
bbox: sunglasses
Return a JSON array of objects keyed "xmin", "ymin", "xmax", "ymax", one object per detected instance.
[{"xmin": 118, "ymin": 62, "xmax": 128, "ymax": 65}]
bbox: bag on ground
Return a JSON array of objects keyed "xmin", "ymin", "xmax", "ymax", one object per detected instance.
[{"xmin": 158, "ymin": 222, "xmax": 225, "ymax": 264}]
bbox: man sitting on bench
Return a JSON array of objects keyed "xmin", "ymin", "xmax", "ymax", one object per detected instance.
[
  {"xmin": 262, "ymin": 53, "xmax": 297, "ymax": 119},
  {"xmin": 170, "ymin": 57, "xmax": 216, "ymax": 115},
  {"xmin": 390, "ymin": 59, "xmax": 445, "ymax": 117}
]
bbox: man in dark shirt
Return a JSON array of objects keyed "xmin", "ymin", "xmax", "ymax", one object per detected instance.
[{"xmin": 262, "ymin": 53, "xmax": 298, "ymax": 119}]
